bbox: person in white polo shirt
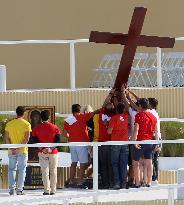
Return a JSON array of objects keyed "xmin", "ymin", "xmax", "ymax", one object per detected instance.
[{"xmin": 148, "ymin": 98, "xmax": 161, "ymax": 185}]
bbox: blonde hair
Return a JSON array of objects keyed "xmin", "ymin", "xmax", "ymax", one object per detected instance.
[{"xmin": 83, "ymin": 105, "xmax": 94, "ymax": 113}]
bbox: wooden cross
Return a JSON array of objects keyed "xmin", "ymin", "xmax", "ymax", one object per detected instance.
[{"xmin": 89, "ymin": 7, "xmax": 175, "ymax": 90}]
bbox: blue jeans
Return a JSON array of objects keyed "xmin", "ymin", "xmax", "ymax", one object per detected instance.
[
  {"xmin": 111, "ymin": 145, "xmax": 129, "ymax": 187},
  {"xmin": 8, "ymin": 153, "xmax": 28, "ymax": 191}
]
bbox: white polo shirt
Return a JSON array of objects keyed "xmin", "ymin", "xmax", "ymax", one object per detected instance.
[{"xmin": 149, "ymin": 109, "xmax": 161, "ymax": 139}]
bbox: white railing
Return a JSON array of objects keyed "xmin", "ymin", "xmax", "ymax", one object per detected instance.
[
  {"xmin": 0, "ymin": 37, "xmax": 183, "ymax": 89},
  {"xmin": 1, "ymin": 111, "xmax": 184, "ymax": 204},
  {"xmin": 0, "ymin": 39, "xmax": 89, "ymax": 90},
  {"xmin": 1, "ymin": 139, "xmax": 184, "ymax": 205}
]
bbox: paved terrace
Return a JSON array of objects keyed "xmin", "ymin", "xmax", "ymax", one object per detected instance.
[{"xmin": 0, "ymin": 185, "xmax": 178, "ymax": 205}]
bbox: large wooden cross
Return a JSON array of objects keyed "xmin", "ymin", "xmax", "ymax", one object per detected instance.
[{"xmin": 89, "ymin": 7, "xmax": 175, "ymax": 90}]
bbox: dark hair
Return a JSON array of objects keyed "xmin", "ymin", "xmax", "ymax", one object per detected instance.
[
  {"xmin": 138, "ymin": 98, "xmax": 149, "ymax": 110},
  {"xmin": 16, "ymin": 106, "xmax": 26, "ymax": 117},
  {"xmin": 116, "ymin": 103, "xmax": 125, "ymax": 114},
  {"xmin": 30, "ymin": 110, "xmax": 41, "ymax": 119},
  {"xmin": 40, "ymin": 110, "xmax": 50, "ymax": 121},
  {"xmin": 135, "ymin": 101, "xmax": 139, "ymax": 107},
  {"xmin": 148, "ymin": 98, "xmax": 158, "ymax": 109},
  {"xmin": 104, "ymin": 102, "xmax": 115, "ymax": 115},
  {"xmin": 72, "ymin": 104, "xmax": 81, "ymax": 113}
]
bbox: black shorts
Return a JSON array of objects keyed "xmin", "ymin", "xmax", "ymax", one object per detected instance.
[{"xmin": 133, "ymin": 144, "xmax": 153, "ymax": 161}]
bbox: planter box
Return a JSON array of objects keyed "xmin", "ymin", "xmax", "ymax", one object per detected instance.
[{"xmin": 159, "ymin": 157, "xmax": 184, "ymax": 171}]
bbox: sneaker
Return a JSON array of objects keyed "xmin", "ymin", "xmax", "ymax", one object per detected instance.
[
  {"xmin": 50, "ymin": 192, "xmax": 55, "ymax": 195},
  {"xmin": 17, "ymin": 190, "xmax": 25, "ymax": 195},
  {"xmin": 9, "ymin": 189, "xmax": 15, "ymax": 196},
  {"xmin": 112, "ymin": 184, "xmax": 121, "ymax": 190},
  {"xmin": 128, "ymin": 182, "xmax": 135, "ymax": 188},
  {"xmin": 102, "ymin": 184, "xmax": 109, "ymax": 189},
  {"xmin": 121, "ymin": 183, "xmax": 129, "ymax": 189},
  {"xmin": 43, "ymin": 192, "xmax": 50, "ymax": 195},
  {"xmin": 132, "ymin": 184, "xmax": 141, "ymax": 188},
  {"xmin": 76, "ymin": 183, "xmax": 88, "ymax": 189},
  {"xmin": 65, "ymin": 182, "xmax": 77, "ymax": 188}
]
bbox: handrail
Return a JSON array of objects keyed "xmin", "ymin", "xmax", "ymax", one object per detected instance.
[
  {"xmin": 0, "ymin": 36, "xmax": 183, "ymax": 90},
  {"xmin": 0, "ymin": 38, "xmax": 89, "ymax": 90},
  {"xmin": 1, "ymin": 139, "xmax": 184, "ymax": 149},
  {"xmin": 1, "ymin": 140, "xmax": 184, "ymax": 204},
  {"xmin": 0, "ymin": 36, "xmax": 183, "ymax": 45},
  {"xmin": 0, "ymin": 39, "xmax": 89, "ymax": 45}
]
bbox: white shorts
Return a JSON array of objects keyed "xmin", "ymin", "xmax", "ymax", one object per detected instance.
[{"xmin": 69, "ymin": 146, "xmax": 88, "ymax": 164}]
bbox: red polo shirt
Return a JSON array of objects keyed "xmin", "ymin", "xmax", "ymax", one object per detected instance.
[
  {"xmin": 108, "ymin": 113, "xmax": 129, "ymax": 141},
  {"xmin": 64, "ymin": 113, "xmax": 93, "ymax": 142},
  {"xmin": 98, "ymin": 108, "xmax": 112, "ymax": 142},
  {"xmin": 135, "ymin": 111, "xmax": 157, "ymax": 141},
  {"xmin": 32, "ymin": 122, "xmax": 61, "ymax": 154}
]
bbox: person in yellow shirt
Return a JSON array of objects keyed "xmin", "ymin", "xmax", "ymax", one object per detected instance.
[{"xmin": 4, "ymin": 106, "xmax": 31, "ymax": 195}]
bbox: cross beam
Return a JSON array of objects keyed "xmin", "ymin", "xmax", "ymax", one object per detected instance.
[
  {"xmin": 89, "ymin": 7, "xmax": 175, "ymax": 90},
  {"xmin": 90, "ymin": 31, "xmax": 175, "ymax": 48}
]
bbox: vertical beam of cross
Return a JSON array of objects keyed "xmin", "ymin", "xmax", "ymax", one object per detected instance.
[{"xmin": 114, "ymin": 7, "xmax": 147, "ymax": 89}]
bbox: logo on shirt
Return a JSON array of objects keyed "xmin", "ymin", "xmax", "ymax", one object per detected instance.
[
  {"xmin": 102, "ymin": 114, "xmax": 111, "ymax": 122},
  {"xmin": 120, "ymin": 116, "xmax": 124, "ymax": 122}
]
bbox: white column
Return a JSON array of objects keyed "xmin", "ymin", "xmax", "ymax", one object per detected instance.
[
  {"xmin": 70, "ymin": 43, "xmax": 76, "ymax": 89},
  {"xmin": 168, "ymin": 187, "xmax": 175, "ymax": 205},
  {"xmin": 0, "ymin": 65, "xmax": 6, "ymax": 92},
  {"xmin": 63, "ymin": 199, "xmax": 69, "ymax": 205},
  {"xmin": 93, "ymin": 144, "xmax": 99, "ymax": 193},
  {"xmin": 177, "ymin": 168, "xmax": 184, "ymax": 200},
  {"xmin": 157, "ymin": 47, "xmax": 162, "ymax": 88}
]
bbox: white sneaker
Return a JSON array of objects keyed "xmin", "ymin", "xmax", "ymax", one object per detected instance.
[{"xmin": 151, "ymin": 180, "xmax": 159, "ymax": 186}]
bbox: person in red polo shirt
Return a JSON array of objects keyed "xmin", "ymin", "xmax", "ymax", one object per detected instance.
[
  {"xmin": 132, "ymin": 98, "xmax": 159, "ymax": 188},
  {"xmin": 107, "ymin": 102, "xmax": 129, "ymax": 189},
  {"xmin": 32, "ymin": 110, "xmax": 61, "ymax": 195},
  {"xmin": 64, "ymin": 104, "xmax": 98, "ymax": 189},
  {"xmin": 95, "ymin": 91, "xmax": 116, "ymax": 189}
]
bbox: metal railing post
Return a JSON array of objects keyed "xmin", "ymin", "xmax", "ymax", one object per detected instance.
[
  {"xmin": 168, "ymin": 187, "xmax": 175, "ymax": 205},
  {"xmin": 69, "ymin": 42, "xmax": 76, "ymax": 90},
  {"xmin": 93, "ymin": 143, "xmax": 99, "ymax": 199},
  {"xmin": 157, "ymin": 47, "xmax": 162, "ymax": 88},
  {"xmin": 63, "ymin": 198, "xmax": 69, "ymax": 205},
  {"xmin": 177, "ymin": 168, "xmax": 184, "ymax": 200}
]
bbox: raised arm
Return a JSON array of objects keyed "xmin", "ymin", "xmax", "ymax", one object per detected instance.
[
  {"xmin": 126, "ymin": 93, "xmax": 141, "ymax": 112},
  {"xmin": 102, "ymin": 88, "xmax": 115, "ymax": 107},
  {"xmin": 111, "ymin": 95, "xmax": 119, "ymax": 107},
  {"xmin": 121, "ymin": 85, "xmax": 130, "ymax": 112},
  {"xmin": 128, "ymin": 89, "xmax": 140, "ymax": 101}
]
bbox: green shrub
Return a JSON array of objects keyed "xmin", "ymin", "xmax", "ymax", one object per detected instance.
[
  {"xmin": 0, "ymin": 115, "xmax": 14, "ymax": 144},
  {"xmin": 160, "ymin": 122, "xmax": 184, "ymax": 157},
  {"xmin": 55, "ymin": 117, "xmax": 69, "ymax": 152}
]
